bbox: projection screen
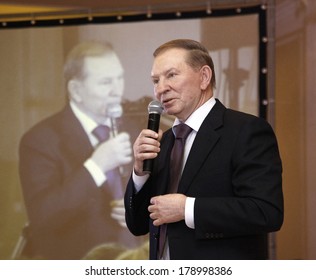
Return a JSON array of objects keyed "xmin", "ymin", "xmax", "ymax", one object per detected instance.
[{"xmin": 0, "ymin": 5, "xmax": 267, "ymax": 259}]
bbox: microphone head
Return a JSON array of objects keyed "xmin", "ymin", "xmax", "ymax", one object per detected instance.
[
  {"xmin": 107, "ymin": 104, "xmax": 123, "ymax": 119},
  {"xmin": 148, "ymin": 100, "xmax": 164, "ymax": 115}
]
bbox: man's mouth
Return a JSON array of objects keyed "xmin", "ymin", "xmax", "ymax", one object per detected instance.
[{"xmin": 162, "ymin": 97, "xmax": 175, "ymax": 107}]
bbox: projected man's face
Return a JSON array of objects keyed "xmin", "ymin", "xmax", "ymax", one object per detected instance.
[{"xmin": 71, "ymin": 53, "xmax": 125, "ymax": 123}]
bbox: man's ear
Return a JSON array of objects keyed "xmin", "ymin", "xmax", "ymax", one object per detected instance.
[
  {"xmin": 67, "ymin": 79, "xmax": 82, "ymax": 103},
  {"xmin": 200, "ymin": 65, "xmax": 212, "ymax": 91}
]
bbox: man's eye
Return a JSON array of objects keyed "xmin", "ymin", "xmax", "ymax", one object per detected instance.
[{"xmin": 167, "ymin": 73, "xmax": 176, "ymax": 78}]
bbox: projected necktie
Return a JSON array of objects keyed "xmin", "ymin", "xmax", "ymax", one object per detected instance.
[
  {"xmin": 158, "ymin": 123, "xmax": 192, "ymax": 258},
  {"xmin": 92, "ymin": 125, "xmax": 123, "ymax": 200}
]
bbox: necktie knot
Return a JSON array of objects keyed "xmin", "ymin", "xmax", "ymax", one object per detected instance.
[
  {"xmin": 92, "ymin": 125, "xmax": 110, "ymax": 142},
  {"xmin": 173, "ymin": 123, "xmax": 192, "ymax": 140}
]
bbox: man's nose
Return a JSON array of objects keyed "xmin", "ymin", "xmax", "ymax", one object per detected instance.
[
  {"xmin": 111, "ymin": 79, "xmax": 124, "ymax": 96},
  {"xmin": 155, "ymin": 78, "xmax": 170, "ymax": 95}
]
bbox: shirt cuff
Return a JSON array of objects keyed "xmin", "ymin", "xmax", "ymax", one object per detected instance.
[
  {"xmin": 132, "ymin": 170, "xmax": 150, "ymax": 193},
  {"xmin": 185, "ymin": 197, "xmax": 195, "ymax": 229},
  {"xmin": 84, "ymin": 158, "xmax": 106, "ymax": 187}
]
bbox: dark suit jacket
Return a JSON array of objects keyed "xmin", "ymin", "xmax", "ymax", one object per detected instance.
[
  {"xmin": 19, "ymin": 104, "xmax": 142, "ymax": 259},
  {"xmin": 125, "ymin": 99, "xmax": 283, "ymax": 260}
]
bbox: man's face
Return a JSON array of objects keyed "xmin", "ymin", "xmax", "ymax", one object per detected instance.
[
  {"xmin": 73, "ymin": 53, "xmax": 124, "ymax": 122},
  {"xmin": 151, "ymin": 48, "xmax": 206, "ymax": 122}
]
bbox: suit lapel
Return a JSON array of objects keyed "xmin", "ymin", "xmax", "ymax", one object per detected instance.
[{"xmin": 178, "ymin": 99, "xmax": 226, "ymax": 194}]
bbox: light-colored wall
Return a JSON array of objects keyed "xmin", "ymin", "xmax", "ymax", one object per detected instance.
[{"xmin": 275, "ymin": 0, "xmax": 316, "ymax": 259}]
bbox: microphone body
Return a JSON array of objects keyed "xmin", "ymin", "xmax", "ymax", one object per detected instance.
[
  {"xmin": 107, "ymin": 104, "xmax": 123, "ymax": 138},
  {"xmin": 143, "ymin": 100, "xmax": 164, "ymax": 174},
  {"xmin": 110, "ymin": 117, "xmax": 119, "ymax": 137},
  {"xmin": 107, "ymin": 104, "xmax": 126, "ymax": 176},
  {"xmin": 147, "ymin": 112, "xmax": 161, "ymax": 133}
]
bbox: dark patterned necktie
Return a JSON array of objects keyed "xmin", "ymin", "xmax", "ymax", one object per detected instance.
[
  {"xmin": 158, "ymin": 123, "xmax": 193, "ymax": 259},
  {"xmin": 92, "ymin": 125, "xmax": 123, "ymax": 200}
]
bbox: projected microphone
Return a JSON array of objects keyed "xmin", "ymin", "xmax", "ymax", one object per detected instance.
[
  {"xmin": 107, "ymin": 104, "xmax": 123, "ymax": 137},
  {"xmin": 107, "ymin": 104, "xmax": 126, "ymax": 176},
  {"xmin": 143, "ymin": 100, "xmax": 164, "ymax": 174}
]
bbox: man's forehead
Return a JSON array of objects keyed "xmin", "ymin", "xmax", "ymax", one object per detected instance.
[{"xmin": 151, "ymin": 50, "xmax": 187, "ymax": 75}]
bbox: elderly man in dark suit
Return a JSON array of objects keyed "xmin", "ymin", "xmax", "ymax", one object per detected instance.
[
  {"xmin": 125, "ymin": 39, "xmax": 283, "ymax": 260},
  {"xmin": 19, "ymin": 41, "xmax": 142, "ymax": 259}
]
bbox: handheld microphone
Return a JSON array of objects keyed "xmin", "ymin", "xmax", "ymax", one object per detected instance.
[
  {"xmin": 107, "ymin": 104, "xmax": 123, "ymax": 137},
  {"xmin": 143, "ymin": 100, "xmax": 164, "ymax": 174},
  {"xmin": 107, "ymin": 104, "xmax": 126, "ymax": 176}
]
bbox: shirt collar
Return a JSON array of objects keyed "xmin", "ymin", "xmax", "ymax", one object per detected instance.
[
  {"xmin": 173, "ymin": 96, "xmax": 216, "ymax": 132},
  {"xmin": 70, "ymin": 101, "xmax": 99, "ymax": 135}
]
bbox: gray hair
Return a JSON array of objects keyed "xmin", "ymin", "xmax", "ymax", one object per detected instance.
[
  {"xmin": 153, "ymin": 39, "xmax": 216, "ymax": 89},
  {"xmin": 63, "ymin": 41, "xmax": 115, "ymax": 83}
]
